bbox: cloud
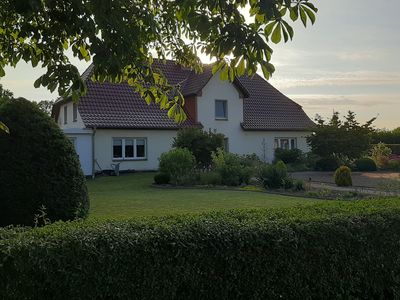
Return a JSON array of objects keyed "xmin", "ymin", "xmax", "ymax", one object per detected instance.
[
  {"xmin": 290, "ymin": 93, "xmax": 400, "ymax": 108},
  {"xmin": 270, "ymin": 71, "xmax": 400, "ymax": 89},
  {"xmin": 335, "ymin": 51, "xmax": 377, "ymax": 62}
]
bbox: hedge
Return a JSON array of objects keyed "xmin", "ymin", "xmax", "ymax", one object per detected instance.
[
  {"xmin": 1, "ymin": 199, "xmax": 400, "ymax": 299},
  {"xmin": 387, "ymin": 144, "xmax": 400, "ymax": 155}
]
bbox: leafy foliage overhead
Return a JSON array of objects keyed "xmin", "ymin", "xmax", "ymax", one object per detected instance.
[{"xmin": 0, "ymin": 0, "xmax": 317, "ymax": 122}]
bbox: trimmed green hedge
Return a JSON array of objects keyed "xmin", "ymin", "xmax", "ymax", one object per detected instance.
[{"xmin": 1, "ymin": 200, "xmax": 400, "ymax": 299}]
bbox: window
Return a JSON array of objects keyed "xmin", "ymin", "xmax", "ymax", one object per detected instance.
[
  {"xmin": 274, "ymin": 138, "xmax": 297, "ymax": 150},
  {"xmin": 63, "ymin": 106, "xmax": 68, "ymax": 124},
  {"xmin": 125, "ymin": 139, "xmax": 134, "ymax": 158},
  {"xmin": 73, "ymin": 103, "xmax": 78, "ymax": 122},
  {"xmin": 136, "ymin": 139, "xmax": 146, "ymax": 158},
  {"xmin": 223, "ymin": 138, "xmax": 229, "ymax": 152},
  {"xmin": 113, "ymin": 139, "xmax": 123, "ymax": 158},
  {"xmin": 215, "ymin": 100, "xmax": 228, "ymax": 119},
  {"xmin": 112, "ymin": 138, "xmax": 147, "ymax": 160}
]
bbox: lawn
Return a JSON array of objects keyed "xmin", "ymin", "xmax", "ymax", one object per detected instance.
[{"xmin": 87, "ymin": 172, "xmax": 325, "ymax": 219}]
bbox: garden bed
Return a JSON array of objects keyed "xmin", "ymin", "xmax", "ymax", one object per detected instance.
[{"xmin": 152, "ymin": 182, "xmax": 375, "ymax": 201}]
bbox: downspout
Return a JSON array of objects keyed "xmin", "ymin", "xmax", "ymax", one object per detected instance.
[{"xmin": 92, "ymin": 126, "xmax": 96, "ymax": 179}]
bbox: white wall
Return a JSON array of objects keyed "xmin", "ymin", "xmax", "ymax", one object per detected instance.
[
  {"xmin": 63, "ymin": 129, "xmax": 93, "ymax": 176},
  {"xmin": 58, "ymin": 102, "xmax": 85, "ymax": 129},
  {"xmin": 197, "ymin": 73, "xmax": 244, "ymax": 154},
  {"xmin": 240, "ymin": 131, "xmax": 310, "ymax": 162},
  {"xmin": 197, "ymin": 74, "xmax": 310, "ymax": 161},
  {"xmin": 94, "ymin": 129, "xmax": 177, "ymax": 171}
]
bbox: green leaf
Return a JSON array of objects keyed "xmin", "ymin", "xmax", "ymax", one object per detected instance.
[
  {"xmin": 0, "ymin": 66, "xmax": 5, "ymax": 77},
  {"xmin": 300, "ymin": 7, "xmax": 307, "ymax": 27},
  {"xmin": 62, "ymin": 40, "xmax": 68, "ymax": 50},
  {"xmin": 212, "ymin": 61, "xmax": 224, "ymax": 74},
  {"xmin": 260, "ymin": 61, "xmax": 275, "ymax": 80},
  {"xmin": 34, "ymin": 77, "xmax": 41, "ymax": 88},
  {"xmin": 237, "ymin": 57, "xmax": 245, "ymax": 76},
  {"xmin": 79, "ymin": 45, "xmax": 90, "ymax": 61},
  {"xmin": 302, "ymin": 6, "xmax": 316, "ymax": 25},
  {"xmin": 0, "ymin": 121, "xmax": 10, "ymax": 134},
  {"xmin": 290, "ymin": 7, "xmax": 299, "ymax": 21},
  {"xmin": 264, "ymin": 22, "xmax": 276, "ymax": 37},
  {"xmin": 219, "ymin": 65, "xmax": 229, "ymax": 81},
  {"xmin": 282, "ymin": 20, "xmax": 294, "ymax": 40},
  {"xmin": 168, "ymin": 103, "xmax": 177, "ymax": 119},
  {"xmin": 271, "ymin": 23, "xmax": 282, "ymax": 44},
  {"xmin": 281, "ymin": 26, "xmax": 289, "ymax": 43},
  {"xmin": 228, "ymin": 66, "xmax": 234, "ymax": 82}
]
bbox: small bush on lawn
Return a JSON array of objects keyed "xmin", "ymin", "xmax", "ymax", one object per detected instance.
[
  {"xmin": 0, "ymin": 97, "xmax": 89, "ymax": 227},
  {"xmin": 211, "ymin": 149, "xmax": 253, "ymax": 186},
  {"xmin": 274, "ymin": 148, "xmax": 303, "ymax": 164},
  {"xmin": 355, "ymin": 157, "xmax": 377, "ymax": 171},
  {"xmin": 315, "ymin": 157, "xmax": 340, "ymax": 171},
  {"xmin": 159, "ymin": 148, "xmax": 196, "ymax": 185},
  {"xmin": 199, "ymin": 171, "xmax": 222, "ymax": 186},
  {"xmin": 1, "ymin": 200, "xmax": 400, "ymax": 299},
  {"xmin": 293, "ymin": 179, "xmax": 306, "ymax": 191},
  {"xmin": 259, "ymin": 161, "xmax": 288, "ymax": 189},
  {"xmin": 334, "ymin": 166, "xmax": 353, "ymax": 187},
  {"xmin": 371, "ymin": 142, "xmax": 392, "ymax": 168},
  {"xmin": 153, "ymin": 173, "xmax": 170, "ymax": 185},
  {"xmin": 172, "ymin": 128, "xmax": 225, "ymax": 167}
]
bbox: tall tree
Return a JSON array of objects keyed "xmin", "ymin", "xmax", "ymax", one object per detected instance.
[
  {"xmin": 0, "ymin": 84, "xmax": 13, "ymax": 133},
  {"xmin": 37, "ymin": 100, "xmax": 55, "ymax": 115},
  {"xmin": 307, "ymin": 111, "xmax": 376, "ymax": 160},
  {"xmin": 0, "ymin": 0, "xmax": 317, "ymax": 123}
]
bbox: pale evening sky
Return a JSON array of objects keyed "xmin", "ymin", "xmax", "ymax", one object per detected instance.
[{"xmin": 1, "ymin": 0, "xmax": 399, "ymax": 129}]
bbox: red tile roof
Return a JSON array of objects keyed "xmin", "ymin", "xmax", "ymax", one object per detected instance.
[
  {"xmin": 55, "ymin": 60, "xmax": 314, "ymax": 131},
  {"xmin": 238, "ymin": 74, "xmax": 315, "ymax": 131}
]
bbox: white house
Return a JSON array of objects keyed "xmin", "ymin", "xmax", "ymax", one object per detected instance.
[{"xmin": 53, "ymin": 60, "xmax": 314, "ymax": 176}]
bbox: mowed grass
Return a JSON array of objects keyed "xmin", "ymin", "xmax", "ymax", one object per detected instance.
[{"xmin": 87, "ymin": 172, "xmax": 325, "ymax": 219}]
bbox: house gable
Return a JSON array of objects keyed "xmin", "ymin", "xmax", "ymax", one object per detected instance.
[
  {"xmin": 57, "ymin": 100, "xmax": 86, "ymax": 129},
  {"xmin": 196, "ymin": 73, "xmax": 244, "ymax": 152}
]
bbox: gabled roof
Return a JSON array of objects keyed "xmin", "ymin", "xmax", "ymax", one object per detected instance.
[
  {"xmin": 53, "ymin": 60, "xmax": 314, "ymax": 131},
  {"xmin": 238, "ymin": 74, "xmax": 315, "ymax": 131}
]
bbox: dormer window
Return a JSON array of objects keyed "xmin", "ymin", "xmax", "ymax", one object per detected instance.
[
  {"xmin": 215, "ymin": 100, "xmax": 228, "ymax": 120},
  {"xmin": 73, "ymin": 103, "xmax": 78, "ymax": 122}
]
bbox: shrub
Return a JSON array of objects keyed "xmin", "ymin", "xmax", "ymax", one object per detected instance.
[
  {"xmin": 1, "ymin": 200, "xmax": 400, "ymax": 299},
  {"xmin": 315, "ymin": 157, "xmax": 339, "ymax": 171},
  {"xmin": 211, "ymin": 149, "xmax": 253, "ymax": 186},
  {"xmin": 371, "ymin": 142, "xmax": 392, "ymax": 168},
  {"xmin": 334, "ymin": 166, "xmax": 353, "ymax": 187},
  {"xmin": 293, "ymin": 179, "xmax": 306, "ymax": 191},
  {"xmin": 159, "ymin": 148, "xmax": 196, "ymax": 185},
  {"xmin": 282, "ymin": 177, "xmax": 294, "ymax": 190},
  {"xmin": 153, "ymin": 173, "xmax": 170, "ymax": 185},
  {"xmin": 260, "ymin": 161, "xmax": 288, "ymax": 189},
  {"xmin": 0, "ymin": 98, "xmax": 89, "ymax": 227},
  {"xmin": 304, "ymin": 152, "xmax": 320, "ymax": 170},
  {"xmin": 199, "ymin": 171, "xmax": 222, "ymax": 186},
  {"xmin": 274, "ymin": 148, "xmax": 303, "ymax": 164},
  {"xmin": 172, "ymin": 128, "xmax": 225, "ymax": 167},
  {"xmin": 387, "ymin": 144, "xmax": 400, "ymax": 155},
  {"xmin": 355, "ymin": 157, "xmax": 377, "ymax": 171},
  {"xmin": 387, "ymin": 160, "xmax": 400, "ymax": 171}
]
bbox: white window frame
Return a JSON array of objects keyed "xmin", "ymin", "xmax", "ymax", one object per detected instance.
[
  {"xmin": 73, "ymin": 103, "xmax": 78, "ymax": 122},
  {"xmin": 215, "ymin": 99, "xmax": 228, "ymax": 120},
  {"xmin": 274, "ymin": 137, "xmax": 297, "ymax": 150},
  {"xmin": 112, "ymin": 137, "xmax": 147, "ymax": 161}
]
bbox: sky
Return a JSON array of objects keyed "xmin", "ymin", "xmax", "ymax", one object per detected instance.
[{"xmin": 1, "ymin": 0, "xmax": 399, "ymax": 129}]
